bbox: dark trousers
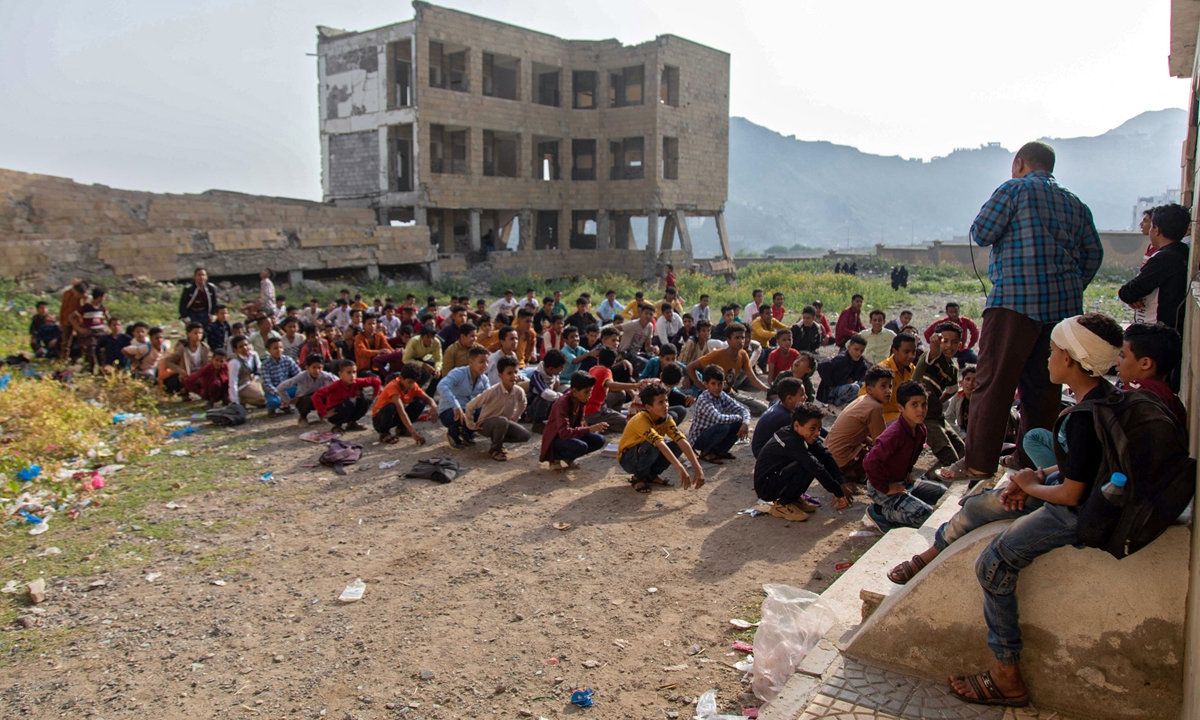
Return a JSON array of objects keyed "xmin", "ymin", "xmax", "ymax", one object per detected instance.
[
  {"xmin": 965, "ymin": 307, "xmax": 1061, "ymax": 474},
  {"xmin": 691, "ymin": 421, "xmax": 740, "ymax": 456},
  {"xmin": 328, "ymin": 396, "xmax": 370, "ymax": 426},
  {"xmin": 552, "ymin": 433, "xmax": 606, "ymax": 463},
  {"xmin": 955, "ymin": 348, "xmax": 979, "ymax": 367},
  {"xmin": 527, "ymin": 395, "xmax": 555, "ymax": 424},
  {"xmin": 183, "ymin": 310, "xmax": 210, "ymax": 327},
  {"xmin": 619, "ymin": 440, "xmax": 680, "ymax": 482},
  {"xmin": 757, "ymin": 463, "xmax": 818, "ymax": 506},
  {"xmin": 296, "ymin": 395, "xmax": 315, "ymax": 419},
  {"xmin": 372, "ymin": 400, "xmax": 424, "ymax": 435},
  {"xmin": 370, "ymin": 350, "xmax": 407, "ymax": 377},
  {"xmin": 163, "ymin": 374, "xmax": 185, "ymax": 396},
  {"xmin": 439, "ymin": 408, "xmax": 474, "ymax": 444}
]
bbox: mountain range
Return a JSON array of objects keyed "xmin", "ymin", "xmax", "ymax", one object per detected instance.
[{"xmin": 708, "ymin": 108, "xmax": 1187, "ymax": 255}]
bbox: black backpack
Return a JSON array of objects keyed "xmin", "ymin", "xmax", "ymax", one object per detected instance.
[
  {"xmin": 1055, "ymin": 383, "xmax": 1195, "ymax": 559},
  {"xmin": 206, "ymin": 403, "xmax": 247, "ymax": 426},
  {"xmin": 404, "ymin": 458, "xmax": 464, "ymax": 484}
]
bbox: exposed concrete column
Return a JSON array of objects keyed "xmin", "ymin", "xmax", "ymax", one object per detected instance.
[
  {"xmin": 596, "ymin": 211, "xmax": 611, "ymax": 250},
  {"xmin": 367, "ymin": 263, "xmax": 380, "ymax": 281},
  {"xmin": 643, "ymin": 208, "xmax": 660, "ymax": 282},
  {"xmin": 674, "ymin": 210, "xmax": 694, "ymax": 266},
  {"xmin": 288, "ymin": 269, "xmax": 305, "ymax": 287},
  {"xmin": 468, "ymin": 208, "xmax": 482, "ymax": 252},
  {"xmin": 715, "ymin": 210, "xmax": 733, "ymax": 260},
  {"xmin": 518, "ymin": 208, "xmax": 533, "ymax": 253},
  {"xmin": 378, "ymin": 126, "xmax": 390, "ymax": 192},
  {"xmin": 414, "ymin": 206, "xmax": 427, "ymax": 225},
  {"xmin": 660, "ymin": 213, "xmax": 677, "ymax": 254}
]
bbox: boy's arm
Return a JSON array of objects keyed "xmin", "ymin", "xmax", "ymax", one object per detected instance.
[
  {"xmin": 1010, "ymin": 468, "xmax": 1086, "ymax": 506},
  {"xmin": 799, "ymin": 442, "xmax": 848, "ymax": 498},
  {"xmin": 605, "ymin": 377, "xmax": 646, "ymax": 392},
  {"xmin": 741, "ymin": 357, "xmax": 771, "ymax": 392}
]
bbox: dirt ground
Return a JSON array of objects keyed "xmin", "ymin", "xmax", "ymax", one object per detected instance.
[{"xmin": 0, "ymin": 397, "xmax": 908, "ymax": 720}]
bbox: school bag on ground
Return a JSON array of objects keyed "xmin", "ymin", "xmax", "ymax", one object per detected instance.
[
  {"xmin": 404, "ymin": 458, "xmax": 464, "ymax": 484},
  {"xmin": 1057, "ymin": 384, "xmax": 1195, "ymax": 559},
  {"xmin": 206, "ymin": 403, "xmax": 247, "ymax": 427},
  {"xmin": 320, "ymin": 439, "xmax": 363, "ymax": 475}
]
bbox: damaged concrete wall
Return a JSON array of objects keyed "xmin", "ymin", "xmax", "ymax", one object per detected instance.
[
  {"xmin": 322, "ymin": 45, "xmax": 381, "ymax": 120},
  {"xmin": 328, "ymin": 131, "xmax": 381, "ymax": 197},
  {"xmin": 0, "ymin": 169, "xmax": 434, "ymax": 289}
]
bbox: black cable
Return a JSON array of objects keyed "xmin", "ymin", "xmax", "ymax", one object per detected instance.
[{"xmin": 968, "ymin": 238, "xmax": 989, "ymax": 297}]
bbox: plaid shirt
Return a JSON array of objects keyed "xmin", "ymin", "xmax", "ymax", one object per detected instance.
[
  {"xmin": 688, "ymin": 390, "xmax": 750, "ymax": 445},
  {"xmin": 970, "ymin": 170, "xmax": 1102, "ymax": 323},
  {"xmin": 260, "ymin": 354, "xmax": 301, "ymax": 395}
]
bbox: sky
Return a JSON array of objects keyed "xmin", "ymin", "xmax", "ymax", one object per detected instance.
[{"xmin": 0, "ymin": 0, "xmax": 1190, "ymax": 201}]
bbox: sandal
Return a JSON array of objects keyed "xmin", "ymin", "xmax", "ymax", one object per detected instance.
[
  {"xmin": 379, "ymin": 434, "xmax": 399, "ymax": 445},
  {"xmin": 886, "ymin": 554, "xmax": 929, "ymax": 585},
  {"xmin": 490, "ymin": 449, "xmax": 508, "ymax": 462},
  {"xmin": 647, "ymin": 476, "xmax": 674, "ymax": 487},
  {"xmin": 937, "ymin": 458, "xmax": 990, "ymax": 482},
  {"xmin": 632, "ymin": 481, "xmax": 652, "ymax": 494},
  {"xmin": 716, "ymin": 451, "xmax": 736, "ymax": 460},
  {"xmin": 701, "ymin": 453, "xmax": 724, "ymax": 465},
  {"xmin": 949, "ymin": 671, "xmax": 1029, "ymax": 707}
]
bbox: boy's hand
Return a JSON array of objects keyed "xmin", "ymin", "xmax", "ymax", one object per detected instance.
[
  {"xmin": 833, "ymin": 496, "xmax": 851, "ymax": 510},
  {"xmin": 453, "ymin": 407, "xmax": 465, "ymax": 424},
  {"xmin": 588, "ymin": 422, "xmax": 609, "ymax": 433},
  {"xmin": 683, "ymin": 395, "xmax": 695, "ymax": 407},
  {"xmin": 692, "ymin": 468, "xmax": 706, "ymax": 489},
  {"xmin": 737, "ymin": 422, "xmax": 750, "ymax": 440},
  {"xmin": 677, "ymin": 465, "xmax": 691, "ymax": 488},
  {"xmin": 927, "ymin": 332, "xmax": 942, "ymax": 358},
  {"xmin": 886, "ymin": 482, "xmax": 907, "ymax": 495},
  {"xmin": 412, "ymin": 432, "xmax": 427, "ymax": 446},
  {"xmin": 841, "ymin": 481, "xmax": 858, "ymax": 499}
]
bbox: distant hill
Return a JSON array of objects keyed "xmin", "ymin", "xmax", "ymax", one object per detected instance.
[{"xmin": 714, "ymin": 109, "xmax": 1187, "ymax": 255}]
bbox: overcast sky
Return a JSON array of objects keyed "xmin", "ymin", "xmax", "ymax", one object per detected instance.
[{"xmin": 0, "ymin": 0, "xmax": 1189, "ymax": 200}]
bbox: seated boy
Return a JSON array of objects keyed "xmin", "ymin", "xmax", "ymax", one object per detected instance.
[
  {"xmin": 659, "ymin": 363, "xmax": 694, "ymax": 424},
  {"xmin": 911, "ymin": 322, "xmax": 964, "ymax": 476},
  {"xmin": 765, "ymin": 328, "xmax": 799, "ymax": 384},
  {"xmin": 879, "ymin": 313, "xmax": 1126, "ymax": 709},
  {"xmin": 276, "ymin": 355, "xmax": 337, "ymax": 425},
  {"xmin": 298, "ymin": 323, "xmax": 332, "ymax": 367},
  {"xmin": 1116, "ymin": 322, "xmax": 1186, "ymax": 427},
  {"xmin": 261, "ymin": 337, "xmax": 303, "ymax": 416},
  {"xmin": 684, "ymin": 323, "xmax": 770, "ymax": 416},
  {"xmin": 688, "ymin": 364, "xmax": 752, "ymax": 464},
  {"xmin": 639, "ymin": 342, "xmax": 685, "ymax": 382},
  {"xmin": 600, "ymin": 325, "xmax": 639, "ymax": 409},
  {"xmin": 97, "ymin": 317, "xmax": 131, "ymax": 370},
  {"xmin": 311, "ymin": 359, "xmax": 381, "ymax": 432},
  {"xmin": 946, "ymin": 364, "xmax": 976, "ymax": 439},
  {"xmin": 436, "ymin": 346, "xmax": 491, "ymax": 448},
  {"xmin": 617, "ymin": 383, "xmax": 705, "ymax": 494},
  {"xmin": 372, "ymin": 363, "xmax": 436, "ymax": 445},
  {"xmin": 584, "ymin": 347, "xmax": 649, "ymax": 433},
  {"xmin": 486, "ymin": 326, "xmax": 520, "ymax": 385},
  {"xmin": 862, "ymin": 380, "xmax": 947, "ymax": 529},
  {"xmin": 768, "ymin": 350, "xmax": 816, "ymax": 404},
  {"xmin": 790, "ymin": 306, "xmax": 824, "ymax": 354},
  {"xmin": 815, "ymin": 334, "xmax": 867, "ymax": 406},
  {"xmin": 670, "ymin": 313, "xmax": 696, "ymax": 348},
  {"xmin": 527, "ymin": 349, "xmax": 567, "ymax": 429},
  {"xmin": 354, "ymin": 314, "xmax": 394, "ymax": 376},
  {"xmin": 465, "ymin": 356, "xmax": 532, "ymax": 462},
  {"xmin": 226, "ymin": 335, "xmax": 267, "ymax": 408},
  {"xmin": 754, "ymin": 402, "xmax": 853, "ymax": 522},
  {"xmin": 122, "ymin": 323, "xmax": 165, "ymax": 381},
  {"xmin": 29, "ymin": 301, "xmax": 59, "ymax": 358},
  {"xmin": 540, "ymin": 371, "xmax": 609, "ymax": 472},
  {"xmin": 751, "ymin": 377, "xmax": 809, "ymax": 458},
  {"xmin": 442, "ymin": 322, "xmax": 479, "ymax": 372},
  {"xmin": 678, "ymin": 318, "xmax": 716, "ymax": 366},
  {"xmin": 823, "ymin": 366, "xmax": 892, "ymax": 482},
  {"xmin": 183, "ymin": 349, "xmax": 230, "ymax": 408},
  {"xmin": 856, "ymin": 332, "xmax": 918, "ymax": 423},
  {"xmin": 559, "ymin": 327, "xmax": 596, "ymax": 382},
  {"xmin": 160, "ymin": 322, "xmax": 211, "ymax": 396}
]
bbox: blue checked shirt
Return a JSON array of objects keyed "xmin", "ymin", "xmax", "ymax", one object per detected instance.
[
  {"xmin": 688, "ymin": 390, "xmax": 750, "ymax": 445},
  {"xmin": 970, "ymin": 170, "xmax": 1102, "ymax": 323},
  {"xmin": 260, "ymin": 354, "xmax": 301, "ymax": 396}
]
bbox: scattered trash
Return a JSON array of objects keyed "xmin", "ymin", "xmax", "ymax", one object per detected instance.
[
  {"xmin": 162, "ymin": 501, "xmax": 186, "ymax": 510},
  {"xmin": 581, "ymin": 659, "xmax": 600, "ymax": 668},
  {"xmin": 732, "ymin": 640, "xmax": 754, "ymax": 653},
  {"xmin": 687, "ymin": 643, "xmax": 703, "ymax": 656},
  {"xmin": 112, "ymin": 413, "xmax": 145, "ymax": 424},
  {"xmin": 211, "ymin": 580, "xmax": 226, "ymax": 586},
  {"xmin": 612, "ymin": 639, "xmax": 627, "ymax": 649},
  {"xmin": 801, "ymin": 494, "xmax": 821, "ymax": 507},
  {"xmin": 146, "ymin": 572, "xmax": 163, "ymax": 583},
  {"xmin": 17, "ymin": 465, "xmax": 41, "ymax": 482},
  {"xmin": 694, "ymin": 689, "xmax": 746, "ymax": 720},
  {"xmin": 751, "ymin": 584, "xmax": 838, "ymax": 703},
  {"xmin": 29, "ymin": 522, "xmax": 48, "ymax": 535},
  {"xmin": 733, "ymin": 655, "xmax": 755, "ymax": 673},
  {"xmin": 737, "ymin": 505, "xmax": 772, "ymax": 517},
  {"xmin": 260, "ymin": 472, "xmax": 274, "ymax": 482},
  {"xmin": 834, "ymin": 561, "xmax": 854, "ymax": 571},
  {"xmin": 655, "ymin": 502, "xmax": 664, "ymax": 508},
  {"xmin": 96, "ymin": 464, "xmax": 125, "ymax": 475},
  {"xmin": 729, "ymin": 618, "xmax": 760, "ymax": 629},
  {"xmin": 0, "ymin": 373, "xmax": 9, "ymax": 390},
  {"xmin": 88, "ymin": 473, "xmax": 106, "ymax": 490},
  {"xmin": 378, "ymin": 460, "xmax": 400, "ymax": 469},
  {"xmin": 0, "ymin": 580, "xmax": 19, "ymax": 594},
  {"xmin": 17, "ymin": 510, "xmax": 42, "ymax": 524},
  {"xmin": 170, "ymin": 450, "xmax": 190, "ymax": 457},
  {"xmin": 552, "ymin": 522, "xmax": 571, "ymax": 531},
  {"xmin": 661, "ymin": 663, "xmax": 688, "ymax": 672},
  {"xmin": 165, "ymin": 420, "xmax": 192, "ymax": 427},
  {"xmin": 339, "ymin": 578, "xmax": 366, "ymax": 603},
  {"xmin": 744, "ymin": 708, "xmax": 760, "ymax": 718},
  {"xmin": 647, "ymin": 587, "xmax": 658, "ymax": 594},
  {"xmin": 569, "ymin": 688, "xmax": 594, "ymax": 708},
  {"xmin": 299, "ymin": 430, "xmax": 340, "ymax": 444},
  {"xmin": 38, "ymin": 547, "xmax": 61, "ymax": 556},
  {"xmin": 849, "ymin": 529, "xmax": 880, "ymax": 538},
  {"xmin": 169, "ymin": 426, "xmax": 198, "ymax": 439},
  {"xmin": 145, "ymin": 448, "xmax": 162, "ymax": 456},
  {"xmin": 27, "ymin": 578, "xmax": 46, "ymax": 604}
]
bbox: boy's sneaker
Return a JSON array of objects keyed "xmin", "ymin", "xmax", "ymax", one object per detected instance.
[
  {"xmin": 446, "ymin": 433, "xmax": 465, "ymax": 450},
  {"xmin": 461, "ymin": 431, "xmax": 478, "ymax": 446},
  {"xmin": 769, "ymin": 501, "xmax": 809, "ymax": 522},
  {"xmin": 797, "ymin": 498, "xmax": 819, "ymax": 513}
]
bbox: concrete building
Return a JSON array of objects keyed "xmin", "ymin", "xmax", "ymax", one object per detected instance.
[{"xmin": 316, "ymin": 1, "xmax": 733, "ymax": 281}]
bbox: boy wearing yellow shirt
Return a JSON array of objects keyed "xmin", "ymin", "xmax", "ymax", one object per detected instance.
[
  {"xmin": 617, "ymin": 383, "xmax": 706, "ymax": 494},
  {"xmin": 857, "ymin": 333, "xmax": 918, "ymax": 424}
]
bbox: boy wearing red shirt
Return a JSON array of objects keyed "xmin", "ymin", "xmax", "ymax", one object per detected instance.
[{"xmin": 312, "ymin": 360, "xmax": 381, "ymax": 432}]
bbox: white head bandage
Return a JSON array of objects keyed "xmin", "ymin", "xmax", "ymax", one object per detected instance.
[{"xmin": 1050, "ymin": 316, "xmax": 1120, "ymax": 377}]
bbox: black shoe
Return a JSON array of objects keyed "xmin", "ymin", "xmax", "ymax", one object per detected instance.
[{"xmin": 446, "ymin": 432, "xmax": 465, "ymax": 449}]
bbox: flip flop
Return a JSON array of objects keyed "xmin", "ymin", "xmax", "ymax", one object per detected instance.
[
  {"xmin": 632, "ymin": 481, "xmax": 652, "ymax": 494},
  {"xmin": 701, "ymin": 453, "xmax": 724, "ymax": 465},
  {"xmin": 949, "ymin": 671, "xmax": 1029, "ymax": 707},
  {"xmin": 647, "ymin": 476, "xmax": 675, "ymax": 487}
]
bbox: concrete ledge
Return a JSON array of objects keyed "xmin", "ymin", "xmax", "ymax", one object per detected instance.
[{"xmin": 843, "ymin": 522, "xmax": 1190, "ymax": 720}]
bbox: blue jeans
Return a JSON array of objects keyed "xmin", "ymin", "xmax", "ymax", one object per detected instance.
[
  {"xmin": 438, "ymin": 408, "xmax": 476, "ymax": 444},
  {"xmin": 1021, "ymin": 428, "xmax": 1057, "ymax": 470},
  {"xmin": 866, "ymin": 479, "xmax": 946, "ymax": 528},
  {"xmin": 692, "ymin": 421, "xmax": 740, "ymax": 456},
  {"xmin": 619, "ymin": 440, "xmax": 680, "ymax": 482},
  {"xmin": 830, "ymin": 383, "xmax": 860, "ymax": 406},
  {"xmin": 552, "ymin": 433, "xmax": 606, "ymax": 463}
]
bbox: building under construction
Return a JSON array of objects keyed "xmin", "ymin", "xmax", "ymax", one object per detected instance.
[{"xmin": 316, "ymin": 1, "xmax": 732, "ymax": 280}]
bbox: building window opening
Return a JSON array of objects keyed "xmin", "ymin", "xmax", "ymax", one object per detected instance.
[
  {"xmin": 534, "ymin": 137, "xmax": 560, "ymax": 181},
  {"xmin": 662, "ymin": 136, "xmax": 679, "ymax": 180},
  {"xmin": 571, "ymin": 139, "xmax": 596, "ymax": 181},
  {"xmin": 660, "ymin": 65, "xmax": 679, "ymax": 106},
  {"xmin": 609, "ymin": 65, "xmax": 644, "ymax": 108},
  {"xmin": 534, "ymin": 63, "xmax": 561, "ymax": 107},
  {"xmin": 483, "ymin": 130, "xmax": 520, "ymax": 177},
  {"xmin": 572, "ymin": 70, "xmax": 598, "ymax": 109},
  {"xmin": 482, "ymin": 52, "xmax": 520, "ymax": 100},
  {"xmin": 610, "ymin": 137, "xmax": 644, "ymax": 180},
  {"xmin": 430, "ymin": 124, "xmax": 467, "ymax": 175},
  {"xmin": 389, "ymin": 39, "xmax": 413, "ymax": 107},
  {"xmin": 429, "ymin": 40, "xmax": 468, "ymax": 92}
]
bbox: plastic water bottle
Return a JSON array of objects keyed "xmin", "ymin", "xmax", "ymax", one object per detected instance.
[{"xmin": 1100, "ymin": 471, "xmax": 1127, "ymax": 505}]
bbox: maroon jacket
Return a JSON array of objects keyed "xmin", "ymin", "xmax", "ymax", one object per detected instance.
[
  {"xmin": 313, "ymin": 377, "xmax": 381, "ymax": 416},
  {"xmin": 862, "ymin": 417, "xmax": 927, "ymax": 494},
  {"xmin": 539, "ymin": 394, "xmax": 592, "ymax": 463},
  {"xmin": 923, "ymin": 315, "xmax": 981, "ymax": 350}
]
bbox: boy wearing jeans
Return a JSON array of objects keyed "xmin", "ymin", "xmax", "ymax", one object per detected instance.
[
  {"xmin": 862, "ymin": 380, "xmax": 947, "ymax": 528},
  {"xmin": 815, "ymin": 335, "xmax": 867, "ymax": 406},
  {"xmin": 465, "ymin": 356, "xmax": 531, "ymax": 462},
  {"xmin": 617, "ymin": 384, "xmax": 705, "ymax": 494},
  {"xmin": 540, "ymin": 371, "xmax": 609, "ymax": 472},
  {"xmin": 436, "ymin": 346, "xmax": 491, "ymax": 448},
  {"xmin": 688, "ymin": 364, "xmax": 751, "ymax": 464}
]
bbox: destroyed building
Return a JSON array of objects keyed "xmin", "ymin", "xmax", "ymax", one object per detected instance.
[{"xmin": 317, "ymin": 1, "xmax": 732, "ymax": 280}]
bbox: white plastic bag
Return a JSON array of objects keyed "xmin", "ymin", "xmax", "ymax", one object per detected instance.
[
  {"xmin": 694, "ymin": 689, "xmax": 745, "ymax": 720},
  {"xmin": 751, "ymin": 584, "xmax": 837, "ymax": 703}
]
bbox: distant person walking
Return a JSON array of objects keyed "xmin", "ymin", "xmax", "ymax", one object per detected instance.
[{"xmin": 940, "ymin": 141, "xmax": 1102, "ymax": 481}]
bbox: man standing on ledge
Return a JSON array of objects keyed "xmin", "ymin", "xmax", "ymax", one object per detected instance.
[{"xmin": 939, "ymin": 142, "xmax": 1102, "ymax": 481}]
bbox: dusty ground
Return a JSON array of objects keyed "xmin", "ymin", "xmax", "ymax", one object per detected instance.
[{"xmin": 0, "ymin": 399, "xmax": 904, "ymax": 720}]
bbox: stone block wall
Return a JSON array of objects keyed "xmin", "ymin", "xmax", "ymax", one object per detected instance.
[{"xmin": 0, "ymin": 169, "xmax": 435, "ymax": 289}]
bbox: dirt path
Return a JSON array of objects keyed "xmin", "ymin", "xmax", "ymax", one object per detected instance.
[{"xmin": 0, "ymin": 409, "xmax": 886, "ymax": 719}]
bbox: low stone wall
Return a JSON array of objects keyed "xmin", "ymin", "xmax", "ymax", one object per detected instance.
[
  {"xmin": 844, "ymin": 522, "xmax": 1190, "ymax": 720},
  {"xmin": 1, "ymin": 169, "xmax": 435, "ymax": 288}
]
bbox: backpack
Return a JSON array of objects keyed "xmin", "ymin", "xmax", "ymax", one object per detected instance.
[
  {"xmin": 320, "ymin": 439, "xmax": 363, "ymax": 475},
  {"xmin": 206, "ymin": 403, "xmax": 247, "ymax": 426},
  {"xmin": 1054, "ymin": 383, "xmax": 1195, "ymax": 559},
  {"xmin": 404, "ymin": 458, "xmax": 464, "ymax": 484}
]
